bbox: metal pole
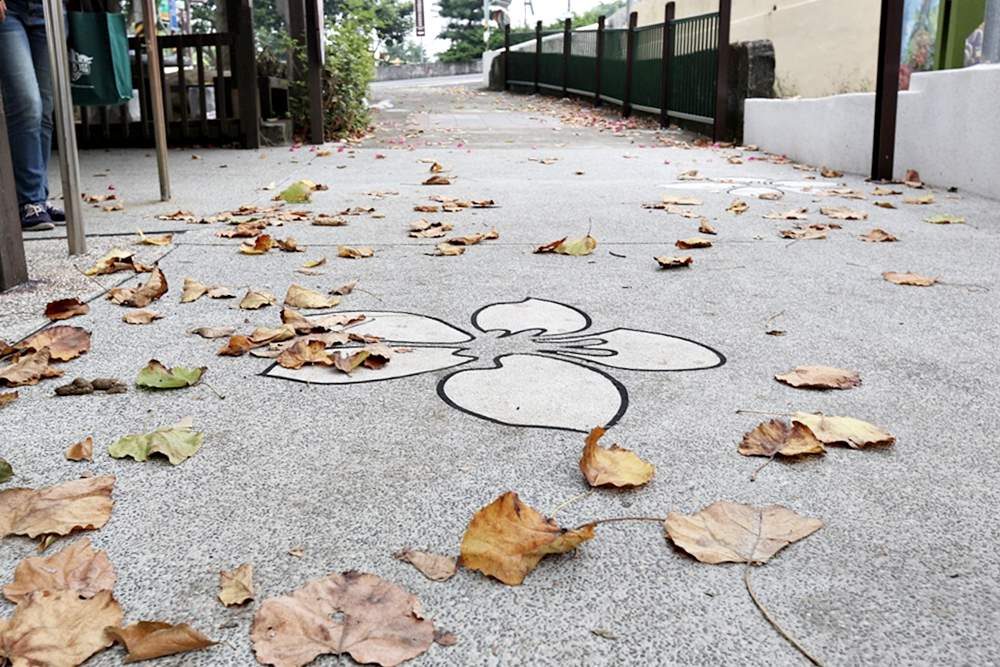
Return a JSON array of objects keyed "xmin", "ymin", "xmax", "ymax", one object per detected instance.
[
  {"xmin": 985, "ymin": 0, "xmax": 1000, "ymax": 62},
  {"xmin": 660, "ymin": 2, "xmax": 675, "ymax": 128},
  {"xmin": 141, "ymin": 0, "xmax": 172, "ymax": 200},
  {"xmin": 871, "ymin": 0, "xmax": 903, "ymax": 181},
  {"xmin": 41, "ymin": 0, "xmax": 86, "ymax": 254},
  {"xmin": 712, "ymin": 0, "xmax": 732, "ymax": 142},
  {"xmin": 622, "ymin": 11, "xmax": 637, "ymax": 117}
]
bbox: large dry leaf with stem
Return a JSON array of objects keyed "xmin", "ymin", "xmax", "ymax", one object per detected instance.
[
  {"xmin": 3, "ymin": 538, "xmax": 115, "ymax": 603},
  {"xmin": 65, "ymin": 436, "xmax": 94, "ymax": 462},
  {"xmin": 17, "ymin": 326, "xmax": 91, "ymax": 362},
  {"xmin": 285, "ymin": 284, "xmax": 341, "ymax": 309},
  {"xmin": 0, "ymin": 350, "xmax": 63, "ymax": 387},
  {"xmin": 820, "ymin": 206, "xmax": 868, "ymax": 221},
  {"xmin": 240, "ymin": 290, "xmax": 276, "ymax": 310},
  {"xmin": 106, "ymin": 621, "xmax": 216, "ymax": 662},
  {"xmin": 883, "ymin": 271, "xmax": 936, "ymax": 287},
  {"xmin": 250, "ymin": 571, "xmax": 435, "ymax": 667},
  {"xmin": 791, "ymin": 412, "xmax": 895, "ymax": 449},
  {"xmin": 460, "ymin": 491, "xmax": 596, "ymax": 585},
  {"xmin": 0, "ymin": 590, "xmax": 122, "ymax": 666},
  {"xmin": 0, "ymin": 475, "xmax": 114, "ymax": 539},
  {"xmin": 775, "ymin": 365, "xmax": 860, "ymax": 390},
  {"xmin": 108, "ymin": 418, "xmax": 204, "ymax": 465},
  {"xmin": 45, "ymin": 298, "xmax": 89, "ymax": 321},
  {"xmin": 122, "ymin": 309, "xmax": 162, "ymax": 325},
  {"xmin": 579, "ymin": 427, "xmax": 655, "ymax": 488},
  {"xmin": 860, "ymin": 228, "xmax": 898, "ymax": 243},
  {"xmin": 394, "ymin": 550, "xmax": 457, "ymax": 582},
  {"xmin": 337, "ymin": 245, "xmax": 375, "ymax": 259},
  {"xmin": 107, "ymin": 268, "xmax": 168, "ymax": 308},
  {"xmin": 739, "ymin": 420, "xmax": 825, "ymax": 459},
  {"xmin": 219, "ymin": 564, "xmax": 254, "ymax": 606},
  {"xmin": 136, "ymin": 360, "xmax": 204, "ymax": 389},
  {"xmin": 664, "ymin": 500, "xmax": 823, "ymax": 565},
  {"xmin": 655, "ymin": 255, "xmax": 693, "ymax": 269},
  {"xmin": 675, "ymin": 237, "xmax": 712, "ymax": 249}
]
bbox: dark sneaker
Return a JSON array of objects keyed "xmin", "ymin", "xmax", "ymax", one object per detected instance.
[
  {"xmin": 21, "ymin": 203, "xmax": 55, "ymax": 232},
  {"xmin": 46, "ymin": 203, "xmax": 66, "ymax": 223}
]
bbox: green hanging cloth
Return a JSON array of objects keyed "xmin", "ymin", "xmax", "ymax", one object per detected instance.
[{"xmin": 67, "ymin": 3, "xmax": 133, "ymax": 107}]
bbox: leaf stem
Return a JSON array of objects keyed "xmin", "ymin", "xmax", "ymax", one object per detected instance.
[
  {"xmin": 743, "ymin": 566, "xmax": 824, "ymax": 666},
  {"xmin": 575, "ymin": 516, "xmax": 666, "ymax": 530},
  {"xmin": 736, "ymin": 409, "xmax": 794, "ymax": 418},
  {"xmin": 750, "ymin": 455, "xmax": 776, "ymax": 482},
  {"xmin": 547, "ymin": 489, "xmax": 593, "ymax": 519}
]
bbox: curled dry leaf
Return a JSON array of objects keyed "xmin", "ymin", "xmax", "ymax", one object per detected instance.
[
  {"xmin": 219, "ymin": 563, "xmax": 254, "ymax": 606},
  {"xmin": 0, "ymin": 590, "xmax": 123, "ymax": 665},
  {"xmin": 106, "ymin": 621, "xmax": 216, "ymax": 662},
  {"xmin": 190, "ymin": 327, "xmax": 236, "ymax": 339},
  {"xmin": 240, "ymin": 234, "xmax": 276, "ymax": 255},
  {"xmin": 820, "ymin": 207, "xmax": 868, "ymax": 221},
  {"xmin": 45, "ymin": 298, "xmax": 89, "ymax": 321},
  {"xmin": 3, "ymin": 537, "xmax": 115, "ymax": 603},
  {"xmin": 675, "ymin": 237, "xmax": 712, "ymax": 250},
  {"xmin": 218, "ymin": 335, "xmax": 254, "ymax": 357},
  {"xmin": 136, "ymin": 359, "xmax": 204, "ymax": 389},
  {"xmin": 664, "ymin": 500, "xmax": 823, "ymax": 564},
  {"xmin": 431, "ymin": 243, "xmax": 465, "ymax": 256},
  {"xmin": 83, "ymin": 247, "xmax": 151, "ymax": 276},
  {"xmin": 0, "ymin": 475, "xmax": 115, "ymax": 539},
  {"xmin": 660, "ymin": 196, "xmax": 702, "ymax": 206},
  {"xmin": 180, "ymin": 278, "xmax": 208, "ymax": 303},
  {"xmin": 394, "ymin": 550, "xmax": 458, "ymax": 582},
  {"xmin": 727, "ymin": 200, "xmax": 749, "ymax": 215},
  {"xmin": 240, "ymin": 290, "xmax": 277, "ymax": 310},
  {"xmin": 0, "ymin": 350, "xmax": 64, "ymax": 387},
  {"xmin": 764, "ymin": 208, "xmax": 809, "ymax": 220},
  {"xmin": 337, "ymin": 245, "xmax": 375, "ymax": 259},
  {"xmin": 775, "ymin": 365, "xmax": 861, "ymax": 390},
  {"xmin": 904, "ymin": 193, "xmax": 935, "ymax": 205},
  {"xmin": 122, "ymin": 309, "xmax": 162, "ymax": 325},
  {"xmin": 0, "ymin": 391, "xmax": 17, "ymax": 408},
  {"xmin": 409, "ymin": 220, "xmax": 452, "ymax": 238},
  {"xmin": 277, "ymin": 340, "xmax": 334, "ymax": 369},
  {"xmin": 17, "ymin": 326, "xmax": 92, "ymax": 361},
  {"xmin": 108, "ymin": 417, "xmax": 204, "ymax": 465},
  {"xmin": 302, "ymin": 257, "xmax": 326, "ymax": 269},
  {"xmin": 250, "ymin": 571, "xmax": 435, "ymax": 667},
  {"xmin": 579, "ymin": 426, "xmax": 655, "ymax": 488},
  {"xmin": 332, "ymin": 280, "xmax": 357, "ymax": 296},
  {"xmin": 698, "ymin": 219, "xmax": 717, "ymax": 235},
  {"xmin": 904, "ymin": 169, "xmax": 923, "ymax": 187},
  {"xmin": 136, "ymin": 230, "xmax": 173, "ymax": 246},
  {"xmin": 285, "ymin": 284, "xmax": 341, "ymax": 309},
  {"xmin": 655, "ymin": 255, "xmax": 693, "ymax": 269},
  {"xmin": 0, "ymin": 458, "xmax": 10, "ymax": 484},
  {"xmin": 820, "ymin": 166, "xmax": 843, "ymax": 178},
  {"xmin": 65, "ymin": 436, "xmax": 94, "ymax": 462},
  {"xmin": 275, "ymin": 237, "xmax": 304, "ymax": 252},
  {"xmin": 738, "ymin": 420, "xmax": 825, "ymax": 459},
  {"xmin": 883, "ymin": 271, "xmax": 936, "ymax": 287},
  {"xmin": 423, "ymin": 175, "xmax": 451, "ymax": 186},
  {"xmin": 874, "ymin": 200, "xmax": 897, "ymax": 209},
  {"xmin": 860, "ymin": 228, "xmax": 898, "ymax": 243},
  {"xmin": 791, "ymin": 412, "xmax": 895, "ymax": 449},
  {"xmin": 459, "ymin": 491, "xmax": 596, "ymax": 585},
  {"xmin": 925, "ymin": 214, "xmax": 965, "ymax": 225},
  {"xmin": 107, "ymin": 268, "xmax": 168, "ymax": 308},
  {"xmin": 534, "ymin": 235, "xmax": 597, "ymax": 256}
]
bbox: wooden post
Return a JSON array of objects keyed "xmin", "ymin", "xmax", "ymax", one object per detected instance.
[
  {"xmin": 287, "ymin": 0, "xmax": 306, "ymax": 81},
  {"xmin": 713, "ymin": 0, "xmax": 732, "ymax": 141},
  {"xmin": 140, "ymin": 0, "xmax": 171, "ymax": 201},
  {"xmin": 534, "ymin": 20, "xmax": 542, "ymax": 93},
  {"xmin": 228, "ymin": 0, "xmax": 261, "ymax": 149},
  {"xmin": 0, "ymin": 89, "xmax": 28, "ymax": 290},
  {"xmin": 872, "ymin": 0, "xmax": 904, "ymax": 181},
  {"xmin": 660, "ymin": 2, "xmax": 675, "ymax": 127},
  {"xmin": 623, "ymin": 11, "xmax": 637, "ymax": 117},
  {"xmin": 594, "ymin": 15, "xmax": 604, "ymax": 106},
  {"xmin": 42, "ymin": 0, "xmax": 86, "ymax": 251},
  {"xmin": 305, "ymin": 0, "xmax": 324, "ymax": 144},
  {"xmin": 562, "ymin": 18, "xmax": 571, "ymax": 95},
  {"xmin": 504, "ymin": 24, "xmax": 511, "ymax": 91}
]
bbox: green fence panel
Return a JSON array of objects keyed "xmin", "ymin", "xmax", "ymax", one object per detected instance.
[
  {"xmin": 631, "ymin": 24, "xmax": 664, "ymax": 110},
  {"xmin": 507, "ymin": 51, "xmax": 535, "ymax": 85},
  {"xmin": 567, "ymin": 55, "xmax": 597, "ymax": 94},
  {"xmin": 670, "ymin": 12, "xmax": 719, "ymax": 121},
  {"xmin": 600, "ymin": 29, "xmax": 628, "ymax": 102},
  {"xmin": 538, "ymin": 53, "xmax": 564, "ymax": 89}
]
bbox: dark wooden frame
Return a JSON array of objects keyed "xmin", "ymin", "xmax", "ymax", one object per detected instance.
[
  {"xmin": 713, "ymin": 0, "xmax": 732, "ymax": 141},
  {"xmin": 622, "ymin": 11, "xmax": 638, "ymax": 117},
  {"xmin": 872, "ymin": 0, "xmax": 903, "ymax": 181}
]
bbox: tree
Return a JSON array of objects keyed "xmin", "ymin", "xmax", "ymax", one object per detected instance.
[
  {"xmin": 438, "ymin": 0, "xmax": 485, "ymax": 63},
  {"xmin": 325, "ymin": 0, "xmax": 414, "ymax": 49},
  {"xmin": 544, "ymin": 1, "xmax": 622, "ymax": 30},
  {"xmin": 384, "ymin": 38, "xmax": 427, "ymax": 64}
]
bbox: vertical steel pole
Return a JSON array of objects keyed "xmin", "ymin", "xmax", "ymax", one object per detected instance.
[
  {"xmin": 504, "ymin": 24, "xmax": 511, "ymax": 90},
  {"xmin": 872, "ymin": 0, "xmax": 903, "ymax": 181},
  {"xmin": 660, "ymin": 2, "xmax": 675, "ymax": 127},
  {"xmin": 594, "ymin": 15, "xmax": 604, "ymax": 106},
  {"xmin": 42, "ymin": 0, "xmax": 86, "ymax": 254},
  {"xmin": 713, "ymin": 0, "xmax": 732, "ymax": 142},
  {"xmin": 534, "ymin": 20, "xmax": 541, "ymax": 93},
  {"xmin": 622, "ymin": 11, "xmax": 637, "ymax": 117},
  {"xmin": 141, "ymin": 0, "xmax": 172, "ymax": 200},
  {"xmin": 562, "ymin": 18, "xmax": 571, "ymax": 95}
]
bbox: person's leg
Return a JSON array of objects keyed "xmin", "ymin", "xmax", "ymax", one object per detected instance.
[{"xmin": 24, "ymin": 13, "xmax": 62, "ymax": 222}]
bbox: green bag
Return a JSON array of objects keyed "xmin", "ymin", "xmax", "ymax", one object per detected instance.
[{"xmin": 67, "ymin": 11, "xmax": 133, "ymax": 107}]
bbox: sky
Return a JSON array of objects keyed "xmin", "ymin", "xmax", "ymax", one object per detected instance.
[{"xmin": 418, "ymin": 0, "xmax": 609, "ymax": 58}]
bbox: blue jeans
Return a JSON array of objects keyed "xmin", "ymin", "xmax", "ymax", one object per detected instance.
[{"xmin": 0, "ymin": 0, "xmax": 54, "ymax": 211}]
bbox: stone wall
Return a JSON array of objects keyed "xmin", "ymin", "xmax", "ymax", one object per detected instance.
[{"xmin": 375, "ymin": 61, "xmax": 483, "ymax": 82}]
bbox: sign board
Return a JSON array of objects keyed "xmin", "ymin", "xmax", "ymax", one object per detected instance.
[{"xmin": 415, "ymin": 0, "xmax": 425, "ymax": 36}]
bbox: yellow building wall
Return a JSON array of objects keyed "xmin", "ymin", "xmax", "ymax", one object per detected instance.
[{"xmin": 630, "ymin": 0, "xmax": 880, "ymax": 98}]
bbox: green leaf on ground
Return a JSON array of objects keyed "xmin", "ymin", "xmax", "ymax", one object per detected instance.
[
  {"xmin": 0, "ymin": 458, "xmax": 12, "ymax": 484},
  {"xmin": 275, "ymin": 180, "xmax": 325, "ymax": 204},
  {"xmin": 136, "ymin": 360, "xmax": 205, "ymax": 389},
  {"xmin": 108, "ymin": 417, "xmax": 204, "ymax": 465}
]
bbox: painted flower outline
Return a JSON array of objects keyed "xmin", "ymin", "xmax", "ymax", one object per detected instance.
[{"xmin": 264, "ymin": 298, "xmax": 725, "ymax": 432}]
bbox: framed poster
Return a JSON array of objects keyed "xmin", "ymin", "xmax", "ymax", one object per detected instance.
[{"xmin": 900, "ymin": 0, "xmax": 941, "ymax": 87}]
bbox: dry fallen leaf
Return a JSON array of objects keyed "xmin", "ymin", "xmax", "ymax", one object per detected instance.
[
  {"xmin": 431, "ymin": 243, "xmax": 465, "ymax": 256},
  {"xmin": 275, "ymin": 237, "xmax": 304, "ymax": 252},
  {"xmin": 727, "ymin": 200, "xmax": 749, "ymax": 215},
  {"xmin": 65, "ymin": 436, "xmax": 94, "ymax": 462},
  {"xmin": 904, "ymin": 193, "xmax": 935, "ymax": 205},
  {"xmin": 534, "ymin": 235, "xmax": 597, "ymax": 256},
  {"xmin": 925, "ymin": 214, "xmax": 965, "ymax": 225},
  {"xmin": 219, "ymin": 564, "xmax": 254, "ymax": 606},
  {"xmin": 903, "ymin": 169, "xmax": 923, "ymax": 188},
  {"xmin": 136, "ymin": 230, "xmax": 173, "ymax": 246},
  {"xmin": 698, "ymin": 219, "xmax": 717, "ymax": 235},
  {"xmin": 337, "ymin": 245, "xmax": 374, "ymax": 259},
  {"xmin": 655, "ymin": 255, "xmax": 693, "ymax": 269},
  {"xmin": 860, "ymin": 228, "xmax": 898, "ymax": 243},
  {"xmin": 250, "ymin": 571, "xmax": 435, "ymax": 667},
  {"xmin": 819, "ymin": 166, "xmax": 843, "ymax": 178},
  {"xmin": 332, "ymin": 280, "xmax": 357, "ymax": 296},
  {"xmin": 218, "ymin": 335, "xmax": 254, "ymax": 357},
  {"xmin": 276, "ymin": 340, "xmax": 334, "ymax": 369},
  {"xmin": 122, "ymin": 310, "xmax": 162, "ymax": 325},
  {"xmin": 820, "ymin": 207, "xmax": 868, "ymax": 221},
  {"xmin": 302, "ymin": 257, "xmax": 326, "ymax": 269},
  {"xmin": 764, "ymin": 208, "xmax": 808, "ymax": 220},
  {"xmin": 675, "ymin": 237, "xmax": 712, "ymax": 250},
  {"xmin": 106, "ymin": 621, "xmax": 216, "ymax": 662},
  {"xmin": 775, "ymin": 365, "xmax": 861, "ymax": 390},
  {"xmin": 423, "ymin": 175, "xmax": 451, "ymax": 186},
  {"xmin": 17, "ymin": 326, "xmax": 91, "ymax": 361},
  {"xmin": 45, "ymin": 298, "xmax": 89, "ymax": 321},
  {"xmin": 792, "ymin": 412, "xmax": 895, "ymax": 449},
  {"xmin": 312, "ymin": 214, "xmax": 348, "ymax": 227},
  {"xmin": 107, "ymin": 268, "xmax": 168, "ymax": 308},
  {"xmin": 579, "ymin": 427, "xmax": 655, "ymax": 488},
  {"xmin": 664, "ymin": 501, "xmax": 823, "ymax": 564},
  {"xmin": 757, "ymin": 191, "xmax": 783, "ymax": 201},
  {"xmin": 459, "ymin": 491, "xmax": 596, "ymax": 585},
  {"xmin": 394, "ymin": 550, "xmax": 458, "ymax": 582},
  {"xmin": 284, "ymin": 284, "xmax": 341, "ymax": 309},
  {"xmin": 84, "ymin": 247, "xmax": 150, "ymax": 276},
  {"xmin": 660, "ymin": 196, "xmax": 702, "ymax": 206},
  {"xmin": 240, "ymin": 290, "xmax": 277, "ymax": 310},
  {"xmin": 0, "ymin": 391, "xmax": 18, "ymax": 408},
  {"xmin": 738, "ymin": 419, "xmax": 825, "ymax": 459},
  {"xmin": 0, "ymin": 590, "xmax": 122, "ymax": 665},
  {"xmin": 0, "ymin": 350, "xmax": 63, "ymax": 387},
  {"xmin": 873, "ymin": 186, "xmax": 903, "ymax": 196},
  {"xmin": 882, "ymin": 271, "xmax": 936, "ymax": 287},
  {"xmin": 3, "ymin": 537, "xmax": 115, "ymax": 603},
  {"xmin": 0, "ymin": 475, "xmax": 114, "ymax": 539},
  {"xmin": 240, "ymin": 234, "xmax": 276, "ymax": 255},
  {"xmin": 874, "ymin": 200, "xmax": 897, "ymax": 209},
  {"xmin": 779, "ymin": 226, "xmax": 828, "ymax": 240},
  {"xmin": 190, "ymin": 327, "xmax": 236, "ymax": 339}
]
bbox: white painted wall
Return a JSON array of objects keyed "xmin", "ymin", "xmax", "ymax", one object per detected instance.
[{"xmin": 744, "ymin": 64, "xmax": 1000, "ymax": 199}]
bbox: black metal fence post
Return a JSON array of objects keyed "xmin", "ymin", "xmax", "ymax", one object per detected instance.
[
  {"xmin": 713, "ymin": 0, "xmax": 732, "ymax": 141},
  {"xmin": 534, "ymin": 20, "xmax": 542, "ymax": 93},
  {"xmin": 594, "ymin": 15, "xmax": 605, "ymax": 106},
  {"xmin": 227, "ymin": 0, "xmax": 261, "ymax": 148},
  {"xmin": 623, "ymin": 11, "xmax": 637, "ymax": 117},
  {"xmin": 660, "ymin": 2, "xmax": 675, "ymax": 128},
  {"xmin": 305, "ymin": 0, "xmax": 324, "ymax": 144},
  {"xmin": 504, "ymin": 24, "xmax": 511, "ymax": 91},
  {"xmin": 872, "ymin": 0, "xmax": 903, "ymax": 181},
  {"xmin": 563, "ymin": 18, "xmax": 571, "ymax": 95}
]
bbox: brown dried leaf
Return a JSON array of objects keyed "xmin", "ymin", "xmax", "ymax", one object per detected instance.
[
  {"xmin": 903, "ymin": 169, "xmax": 923, "ymax": 188},
  {"xmin": 277, "ymin": 340, "xmax": 334, "ymax": 369},
  {"xmin": 0, "ymin": 475, "xmax": 114, "ymax": 539},
  {"xmin": 0, "ymin": 350, "xmax": 64, "ymax": 387},
  {"xmin": 284, "ymin": 285, "xmax": 341, "ymax": 309},
  {"xmin": 579, "ymin": 427, "xmax": 655, "ymax": 488},
  {"xmin": 792, "ymin": 413, "xmax": 895, "ymax": 449},
  {"xmin": 106, "ymin": 621, "xmax": 216, "ymax": 662},
  {"xmin": 45, "ymin": 298, "xmax": 89, "ymax": 322},
  {"xmin": 312, "ymin": 214, "xmax": 348, "ymax": 227},
  {"xmin": 675, "ymin": 237, "xmax": 712, "ymax": 249},
  {"xmin": 820, "ymin": 206, "xmax": 868, "ymax": 221},
  {"xmin": 65, "ymin": 436, "xmax": 94, "ymax": 462},
  {"xmin": 883, "ymin": 271, "xmax": 936, "ymax": 287},
  {"xmin": 0, "ymin": 391, "xmax": 18, "ymax": 408},
  {"xmin": 874, "ymin": 200, "xmax": 897, "ymax": 209},
  {"xmin": 780, "ymin": 226, "xmax": 828, "ymax": 240},
  {"xmin": 218, "ymin": 335, "xmax": 255, "ymax": 357},
  {"xmin": 190, "ymin": 327, "xmax": 236, "ymax": 339},
  {"xmin": 3, "ymin": 537, "xmax": 115, "ymax": 603},
  {"xmin": 431, "ymin": 243, "xmax": 465, "ymax": 256},
  {"xmin": 394, "ymin": 550, "xmax": 457, "ymax": 582},
  {"xmin": 727, "ymin": 200, "xmax": 749, "ymax": 215},
  {"xmin": 738, "ymin": 420, "xmax": 825, "ymax": 458},
  {"xmin": 660, "ymin": 195, "xmax": 702, "ymax": 206},
  {"xmin": 83, "ymin": 248, "xmax": 147, "ymax": 276},
  {"xmin": 0, "ymin": 590, "xmax": 122, "ymax": 665},
  {"xmin": 180, "ymin": 278, "xmax": 208, "ymax": 303},
  {"xmin": 903, "ymin": 193, "xmax": 935, "ymax": 205},
  {"xmin": 429, "ymin": 161, "xmax": 445, "ymax": 173},
  {"xmin": 764, "ymin": 208, "xmax": 808, "ymax": 220},
  {"xmin": 275, "ymin": 237, "xmax": 304, "ymax": 252},
  {"xmin": 337, "ymin": 245, "xmax": 374, "ymax": 259},
  {"xmin": 664, "ymin": 501, "xmax": 823, "ymax": 564},
  {"xmin": 459, "ymin": 491, "xmax": 596, "ymax": 586},
  {"xmin": 219, "ymin": 563, "xmax": 254, "ymax": 606},
  {"xmin": 106, "ymin": 268, "xmax": 168, "ymax": 308},
  {"xmin": 697, "ymin": 219, "xmax": 717, "ymax": 235},
  {"xmin": 331, "ymin": 281, "xmax": 357, "ymax": 296},
  {"xmin": 819, "ymin": 166, "xmax": 843, "ymax": 178},
  {"xmin": 136, "ymin": 230, "xmax": 173, "ymax": 246},
  {"xmin": 422, "ymin": 175, "xmax": 451, "ymax": 186},
  {"xmin": 873, "ymin": 186, "xmax": 903, "ymax": 196},
  {"xmin": 122, "ymin": 310, "xmax": 162, "ymax": 325},
  {"xmin": 250, "ymin": 571, "xmax": 435, "ymax": 667},
  {"xmin": 240, "ymin": 234, "xmax": 276, "ymax": 255},
  {"xmin": 240, "ymin": 290, "xmax": 276, "ymax": 310},
  {"xmin": 775, "ymin": 365, "xmax": 861, "ymax": 390},
  {"xmin": 17, "ymin": 326, "xmax": 92, "ymax": 361},
  {"xmin": 654, "ymin": 255, "xmax": 693, "ymax": 269},
  {"xmin": 860, "ymin": 228, "xmax": 898, "ymax": 242}
]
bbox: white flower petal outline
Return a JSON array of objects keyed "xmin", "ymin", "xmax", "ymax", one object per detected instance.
[
  {"xmin": 537, "ymin": 328, "xmax": 726, "ymax": 372},
  {"xmin": 471, "ymin": 297, "xmax": 590, "ymax": 337}
]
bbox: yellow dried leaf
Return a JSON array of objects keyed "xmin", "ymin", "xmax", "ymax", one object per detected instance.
[
  {"xmin": 579, "ymin": 427, "xmax": 655, "ymax": 488},
  {"xmin": 0, "ymin": 590, "xmax": 122, "ymax": 665},
  {"xmin": 302, "ymin": 257, "xmax": 326, "ymax": 268},
  {"xmin": 432, "ymin": 243, "xmax": 465, "ymax": 256},
  {"xmin": 0, "ymin": 475, "xmax": 114, "ymax": 539},
  {"xmin": 284, "ymin": 284, "xmax": 341, "ymax": 309},
  {"xmin": 775, "ymin": 365, "xmax": 861, "ymax": 390},
  {"xmin": 135, "ymin": 230, "xmax": 173, "ymax": 246},
  {"xmin": 738, "ymin": 420, "xmax": 825, "ymax": 458},
  {"xmin": 791, "ymin": 412, "xmax": 895, "ymax": 449},
  {"xmin": 219, "ymin": 564, "xmax": 254, "ymax": 606},
  {"xmin": 727, "ymin": 200, "xmax": 749, "ymax": 215},
  {"xmin": 3, "ymin": 537, "xmax": 115, "ymax": 603},
  {"xmin": 240, "ymin": 290, "xmax": 276, "ymax": 310},
  {"xmin": 0, "ymin": 350, "xmax": 64, "ymax": 387},
  {"xmin": 883, "ymin": 271, "xmax": 936, "ymax": 287},
  {"xmin": 122, "ymin": 309, "xmax": 162, "ymax": 325},
  {"xmin": 65, "ymin": 436, "xmax": 94, "ymax": 462},
  {"xmin": 337, "ymin": 245, "xmax": 374, "ymax": 259},
  {"xmin": 394, "ymin": 550, "xmax": 457, "ymax": 582},
  {"xmin": 675, "ymin": 237, "xmax": 712, "ymax": 249},
  {"xmin": 655, "ymin": 255, "xmax": 693, "ymax": 269},
  {"xmin": 904, "ymin": 193, "xmax": 935, "ymax": 205},
  {"xmin": 106, "ymin": 621, "xmax": 216, "ymax": 662},
  {"xmin": 820, "ymin": 207, "xmax": 868, "ymax": 221}
]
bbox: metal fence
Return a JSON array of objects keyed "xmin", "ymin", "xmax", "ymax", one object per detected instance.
[{"xmin": 504, "ymin": 2, "xmax": 730, "ymax": 139}]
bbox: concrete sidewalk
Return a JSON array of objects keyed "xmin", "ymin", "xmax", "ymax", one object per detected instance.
[{"xmin": 1, "ymin": 82, "xmax": 999, "ymax": 666}]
